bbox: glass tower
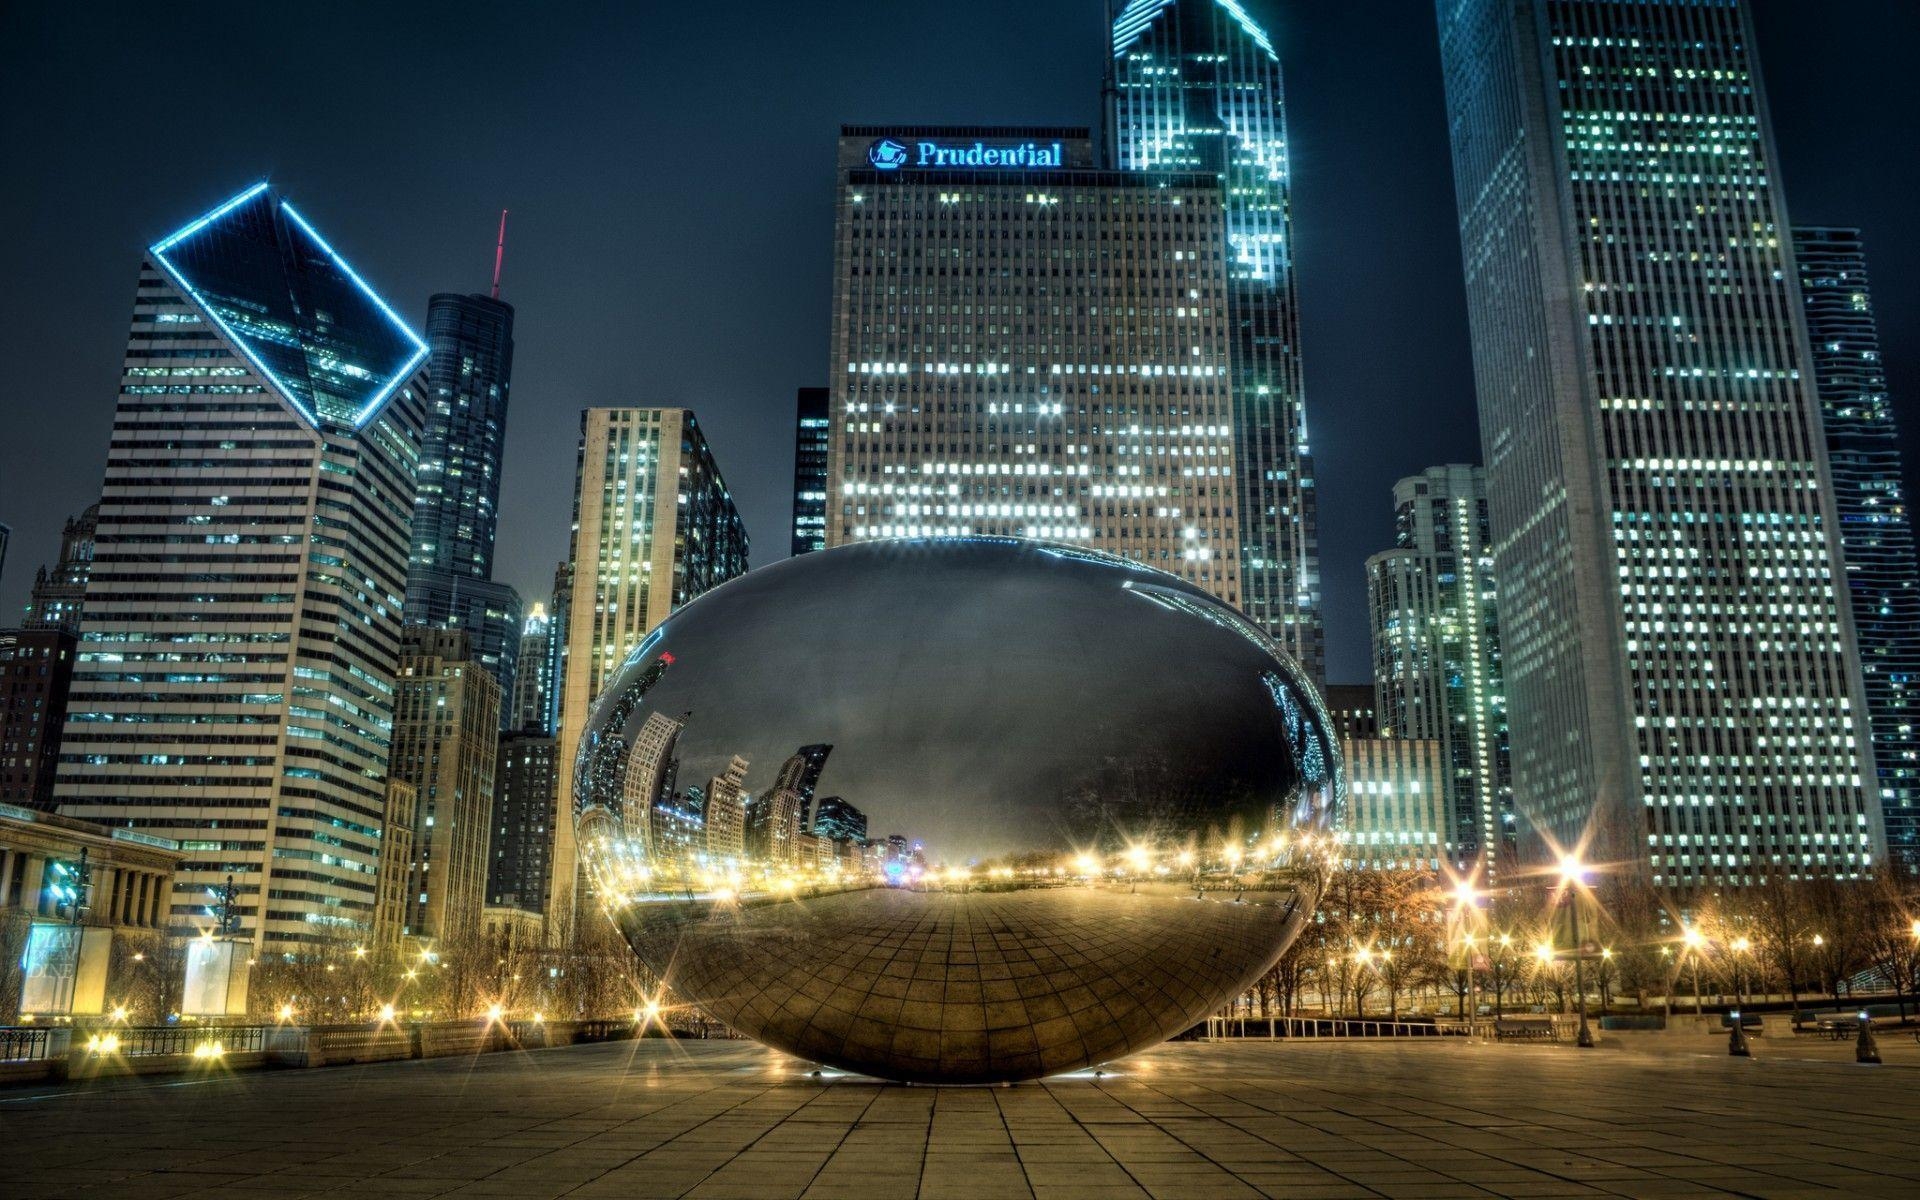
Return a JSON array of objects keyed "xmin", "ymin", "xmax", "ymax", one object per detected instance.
[
  {"xmin": 54, "ymin": 183, "xmax": 427, "ymax": 945},
  {"xmin": 792, "ymin": 387, "xmax": 829, "ymax": 556},
  {"xmin": 1435, "ymin": 0, "xmax": 1880, "ymax": 884},
  {"xmin": 405, "ymin": 292, "xmax": 520, "ymax": 705},
  {"xmin": 1366, "ymin": 465, "xmax": 1512, "ymax": 882},
  {"xmin": 1107, "ymin": 0, "xmax": 1322, "ymax": 683},
  {"xmin": 1795, "ymin": 227, "xmax": 1920, "ymax": 876}
]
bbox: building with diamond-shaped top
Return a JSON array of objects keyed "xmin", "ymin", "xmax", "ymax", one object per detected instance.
[{"xmin": 52, "ymin": 183, "xmax": 429, "ymax": 948}]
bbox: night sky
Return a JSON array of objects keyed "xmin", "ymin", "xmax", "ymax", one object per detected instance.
[{"xmin": 2, "ymin": 1, "xmax": 1915, "ymax": 685}]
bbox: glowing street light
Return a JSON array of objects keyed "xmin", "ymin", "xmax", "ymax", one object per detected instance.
[{"xmin": 1555, "ymin": 854, "xmax": 1596, "ymax": 1048}]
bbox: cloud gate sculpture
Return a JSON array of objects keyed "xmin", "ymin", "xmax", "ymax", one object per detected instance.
[{"xmin": 573, "ymin": 538, "xmax": 1340, "ymax": 1083}]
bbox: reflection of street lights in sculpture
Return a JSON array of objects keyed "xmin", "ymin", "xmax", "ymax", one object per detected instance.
[{"xmin": 573, "ymin": 538, "xmax": 1341, "ymax": 1083}]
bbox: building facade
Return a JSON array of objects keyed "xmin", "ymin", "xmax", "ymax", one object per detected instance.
[
  {"xmin": 1107, "ymin": 0, "xmax": 1322, "ymax": 682},
  {"xmin": 53, "ymin": 183, "xmax": 426, "ymax": 946},
  {"xmin": 1366, "ymin": 465, "xmax": 1512, "ymax": 881},
  {"xmin": 510, "ymin": 603, "xmax": 554, "ymax": 734},
  {"xmin": 1337, "ymin": 738, "xmax": 1448, "ymax": 871},
  {"xmin": 1435, "ymin": 0, "xmax": 1879, "ymax": 885},
  {"xmin": 405, "ymin": 292, "xmax": 520, "ymax": 702},
  {"xmin": 826, "ymin": 126, "xmax": 1243, "ymax": 602},
  {"xmin": 1794, "ymin": 227, "xmax": 1920, "ymax": 877},
  {"xmin": 0, "ymin": 629, "xmax": 77, "ymax": 810},
  {"xmin": 792, "ymin": 387, "xmax": 830, "ymax": 556},
  {"xmin": 551, "ymin": 408, "xmax": 747, "ymax": 931},
  {"xmin": 704, "ymin": 755, "xmax": 749, "ymax": 866},
  {"xmin": 21, "ymin": 505, "xmax": 98, "ymax": 636},
  {"xmin": 390, "ymin": 627, "xmax": 501, "ymax": 945},
  {"xmin": 1321, "ymin": 683, "xmax": 1378, "ymax": 742},
  {"xmin": 488, "ymin": 731, "xmax": 556, "ymax": 916},
  {"xmin": 370, "ymin": 778, "xmax": 417, "ymax": 949}
]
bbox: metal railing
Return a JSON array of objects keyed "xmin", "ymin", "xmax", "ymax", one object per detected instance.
[
  {"xmin": 1207, "ymin": 1015, "xmax": 1465, "ymax": 1039},
  {"xmin": 81, "ymin": 1025, "xmax": 270, "ymax": 1057},
  {"xmin": 0, "ymin": 1027, "xmax": 59, "ymax": 1062}
]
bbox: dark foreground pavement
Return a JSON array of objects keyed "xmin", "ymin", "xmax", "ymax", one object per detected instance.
[{"xmin": 4, "ymin": 1037, "xmax": 1917, "ymax": 1199}]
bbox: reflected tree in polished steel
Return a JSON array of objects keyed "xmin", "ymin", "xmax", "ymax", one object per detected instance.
[{"xmin": 574, "ymin": 538, "xmax": 1340, "ymax": 1082}]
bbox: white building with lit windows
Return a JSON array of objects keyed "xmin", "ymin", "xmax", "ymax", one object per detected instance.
[
  {"xmin": 826, "ymin": 126, "xmax": 1244, "ymax": 605},
  {"xmin": 1436, "ymin": 0, "xmax": 1882, "ymax": 885}
]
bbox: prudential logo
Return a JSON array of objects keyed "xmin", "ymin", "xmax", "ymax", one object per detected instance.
[{"xmin": 867, "ymin": 139, "xmax": 909, "ymax": 170}]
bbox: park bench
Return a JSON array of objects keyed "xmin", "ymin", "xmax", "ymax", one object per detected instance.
[{"xmin": 1493, "ymin": 1017, "xmax": 1556, "ymax": 1042}]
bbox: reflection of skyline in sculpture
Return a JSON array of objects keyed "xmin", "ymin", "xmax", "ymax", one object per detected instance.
[
  {"xmin": 572, "ymin": 538, "xmax": 1338, "ymax": 1082},
  {"xmin": 575, "ymin": 542, "xmax": 1331, "ymax": 863}
]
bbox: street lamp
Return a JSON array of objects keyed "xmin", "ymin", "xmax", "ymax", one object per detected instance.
[
  {"xmin": 1683, "ymin": 927, "xmax": 1707, "ymax": 1017},
  {"xmin": 1557, "ymin": 854, "xmax": 1595, "ymax": 1048}
]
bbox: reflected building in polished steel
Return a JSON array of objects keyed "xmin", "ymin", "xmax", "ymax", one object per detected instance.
[{"xmin": 572, "ymin": 538, "xmax": 1338, "ymax": 1082}]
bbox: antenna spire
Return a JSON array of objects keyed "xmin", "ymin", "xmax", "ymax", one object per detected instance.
[{"xmin": 490, "ymin": 209, "xmax": 508, "ymax": 300}]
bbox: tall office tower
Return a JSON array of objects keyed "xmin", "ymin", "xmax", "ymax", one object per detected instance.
[
  {"xmin": 0, "ymin": 628, "xmax": 77, "ymax": 809},
  {"xmin": 371, "ymin": 779, "xmax": 419, "ymax": 948},
  {"xmin": 1321, "ymin": 684, "xmax": 1378, "ymax": 742},
  {"xmin": 489, "ymin": 731, "xmax": 556, "ymax": 914},
  {"xmin": 405, "ymin": 291, "xmax": 521, "ymax": 702},
  {"xmin": 811, "ymin": 795, "xmax": 867, "ymax": 844},
  {"xmin": 1436, "ymin": 0, "xmax": 1879, "ymax": 884},
  {"xmin": 53, "ymin": 183, "xmax": 427, "ymax": 946},
  {"xmin": 511, "ymin": 603, "xmax": 554, "ymax": 733},
  {"xmin": 1338, "ymin": 737, "xmax": 1448, "ymax": 871},
  {"xmin": 1107, "ymin": 0, "xmax": 1321, "ymax": 682},
  {"xmin": 21, "ymin": 505, "xmax": 98, "ymax": 635},
  {"xmin": 826, "ymin": 126, "xmax": 1243, "ymax": 602},
  {"xmin": 1366, "ymin": 465, "xmax": 1512, "ymax": 881},
  {"xmin": 551, "ymin": 408, "xmax": 748, "ymax": 931},
  {"xmin": 770, "ymin": 744, "xmax": 832, "ymax": 826},
  {"xmin": 1795, "ymin": 227, "xmax": 1920, "ymax": 876},
  {"xmin": 390, "ymin": 627, "xmax": 501, "ymax": 943},
  {"xmin": 792, "ymin": 388, "xmax": 830, "ymax": 556},
  {"xmin": 545, "ymin": 561, "xmax": 570, "ymax": 736},
  {"xmin": 704, "ymin": 755, "xmax": 749, "ymax": 864},
  {"xmin": 625, "ymin": 711, "xmax": 685, "ymax": 854},
  {"xmin": 745, "ymin": 785, "xmax": 805, "ymax": 865}
]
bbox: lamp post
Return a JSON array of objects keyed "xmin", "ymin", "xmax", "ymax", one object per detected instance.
[
  {"xmin": 1728, "ymin": 935, "xmax": 1752, "ymax": 1057},
  {"xmin": 1683, "ymin": 927, "xmax": 1706, "ymax": 1018},
  {"xmin": 1557, "ymin": 855, "xmax": 1595, "ymax": 1048},
  {"xmin": 1454, "ymin": 879, "xmax": 1485, "ymax": 1040}
]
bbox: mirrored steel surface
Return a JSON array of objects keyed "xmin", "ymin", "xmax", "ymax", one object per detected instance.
[{"xmin": 574, "ymin": 538, "xmax": 1339, "ymax": 1082}]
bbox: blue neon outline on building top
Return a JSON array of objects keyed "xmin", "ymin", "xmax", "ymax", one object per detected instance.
[
  {"xmin": 1111, "ymin": 0, "xmax": 1276, "ymax": 61},
  {"xmin": 147, "ymin": 183, "xmax": 428, "ymax": 431}
]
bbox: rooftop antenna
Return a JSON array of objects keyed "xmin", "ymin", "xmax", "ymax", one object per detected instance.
[{"xmin": 490, "ymin": 209, "xmax": 508, "ymax": 300}]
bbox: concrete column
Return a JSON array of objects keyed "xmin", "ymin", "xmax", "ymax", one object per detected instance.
[
  {"xmin": 20, "ymin": 855, "xmax": 46, "ymax": 918},
  {"xmin": 0, "ymin": 849, "xmax": 16, "ymax": 905}
]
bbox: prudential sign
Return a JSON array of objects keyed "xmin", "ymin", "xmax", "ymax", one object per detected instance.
[{"xmin": 867, "ymin": 138, "xmax": 1064, "ymax": 171}]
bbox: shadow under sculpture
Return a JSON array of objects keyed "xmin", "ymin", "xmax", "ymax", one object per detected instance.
[{"xmin": 573, "ymin": 537, "xmax": 1340, "ymax": 1083}]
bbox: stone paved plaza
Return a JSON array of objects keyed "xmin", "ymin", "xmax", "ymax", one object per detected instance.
[{"xmin": 4, "ymin": 1037, "xmax": 1918, "ymax": 1199}]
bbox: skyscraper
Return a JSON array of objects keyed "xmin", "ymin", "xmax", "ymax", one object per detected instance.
[
  {"xmin": 53, "ymin": 183, "xmax": 427, "ymax": 945},
  {"xmin": 511, "ymin": 602, "xmax": 554, "ymax": 733},
  {"xmin": 0, "ymin": 628, "xmax": 76, "ymax": 810},
  {"xmin": 21, "ymin": 505, "xmax": 98, "ymax": 636},
  {"xmin": 811, "ymin": 795, "xmax": 868, "ymax": 844},
  {"xmin": 1366, "ymin": 465, "xmax": 1511, "ymax": 881},
  {"xmin": 390, "ymin": 626, "xmax": 501, "ymax": 944},
  {"xmin": 792, "ymin": 387, "xmax": 829, "ymax": 556},
  {"xmin": 826, "ymin": 126, "xmax": 1243, "ymax": 601},
  {"xmin": 1435, "ymin": 0, "xmax": 1879, "ymax": 884},
  {"xmin": 1795, "ymin": 227, "xmax": 1920, "ymax": 876},
  {"xmin": 1338, "ymin": 737, "xmax": 1448, "ymax": 872},
  {"xmin": 551, "ymin": 408, "xmax": 748, "ymax": 930},
  {"xmin": 1107, "ymin": 0, "xmax": 1321, "ymax": 682},
  {"xmin": 704, "ymin": 755, "xmax": 749, "ymax": 865},
  {"xmin": 405, "ymin": 290, "xmax": 521, "ymax": 703},
  {"xmin": 489, "ymin": 730, "xmax": 557, "ymax": 915}
]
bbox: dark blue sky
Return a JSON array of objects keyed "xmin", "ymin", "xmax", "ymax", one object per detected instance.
[{"xmin": 1, "ymin": 1, "xmax": 1914, "ymax": 684}]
